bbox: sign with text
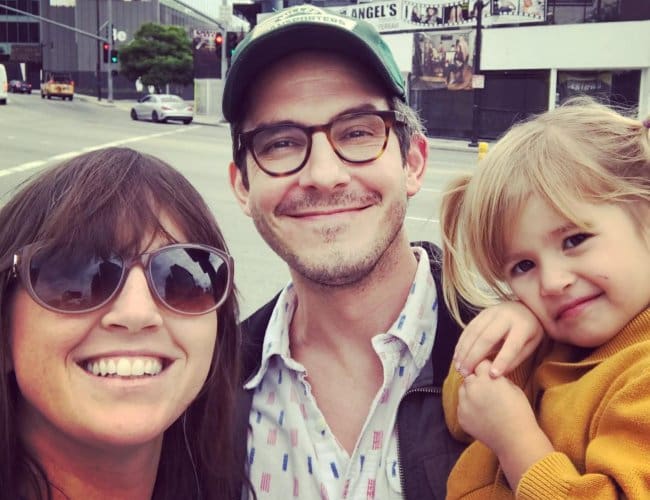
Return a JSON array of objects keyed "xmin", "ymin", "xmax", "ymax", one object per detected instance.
[
  {"xmin": 11, "ymin": 44, "xmax": 41, "ymax": 63},
  {"xmin": 331, "ymin": 0, "xmax": 545, "ymax": 33}
]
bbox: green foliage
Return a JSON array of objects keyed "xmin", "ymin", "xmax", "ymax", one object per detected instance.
[{"xmin": 118, "ymin": 23, "xmax": 193, "ymax": 93}]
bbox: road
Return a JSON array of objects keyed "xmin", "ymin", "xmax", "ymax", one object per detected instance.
[{"xmin": 0, "ymin": 92, "xmax": 477, "ymax": 316}]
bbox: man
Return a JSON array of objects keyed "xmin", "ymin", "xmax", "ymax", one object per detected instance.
[{"xmin": 223, "ymin": 5, "xmax": 465, "ymax": 499}]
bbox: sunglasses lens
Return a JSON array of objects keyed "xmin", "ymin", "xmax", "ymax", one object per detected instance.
[
  {"xmin": 29, "ymin": 248, "xmax": 123, "ymax": 312},
  {"xmin": 150, "ymin": 247, "xmax": 230, "ymax": 314}
]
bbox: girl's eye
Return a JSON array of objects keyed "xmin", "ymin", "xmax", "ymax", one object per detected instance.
[
  {"xmin": 511, "ymin": 259, "xmax": 535, "ymax": 276},
  {"xmin": 563, "ymin": 233, "xmax": 591, "ymax": 250}
]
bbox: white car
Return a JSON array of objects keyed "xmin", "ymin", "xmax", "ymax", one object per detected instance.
[
  {"xmin": 0, "ymin": 64, "xmax": 8, "ymax": 105},
  {"xmin": 130, "ymin": 94, "xmax": 193, "ymax": 124}
]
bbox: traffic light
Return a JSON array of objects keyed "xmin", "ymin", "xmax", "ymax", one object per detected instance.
[
  {"xmin": 102, "ymin": 42, "xmax": 110, "ymax": 63},
  {"xmin": 110, "ymin": 49, "xmax": 118, "ymax": 64},
  {"xmin": 214, "ymin": 33, "xmax": 223, "ymax": 47},
  {"xmin": 226, "ymin": 33, "xmax": 240, "ymax": 56},
  {"xmin": 226, "ymin": 32, "xmax": 243, "ymax": 67}
]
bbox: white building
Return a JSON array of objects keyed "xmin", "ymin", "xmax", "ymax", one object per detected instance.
[{"xmin": 325, "ymin": 0, "xmax": 650, "ymax": 139}]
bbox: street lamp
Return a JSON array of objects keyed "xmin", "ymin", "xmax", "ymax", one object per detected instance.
[{"xmin": 468, "ymin": 0, "xmax": 484, "ymax": 148}]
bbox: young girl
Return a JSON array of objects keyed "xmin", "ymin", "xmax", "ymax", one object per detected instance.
[
  {"xmin": 0, "ymin": 148, "xmax": 250, "ymax": 499},
  {"xmin": 440, "ymin": 99, "xmax": 650, "ymax": 498}
]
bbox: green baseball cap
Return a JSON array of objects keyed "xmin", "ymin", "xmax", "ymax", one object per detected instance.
[{"xmin": 222, "ymin": 4, "xmax": 406, "ymax": 123}]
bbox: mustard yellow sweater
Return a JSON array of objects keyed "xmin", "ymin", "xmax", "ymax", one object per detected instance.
[{"xmin": 443, "ymin": 308, "xmax": 650, "ymax": 499}]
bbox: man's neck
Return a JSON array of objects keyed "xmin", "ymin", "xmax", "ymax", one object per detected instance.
[{"xmin": 288, "ymin": 240, "xmax": 419, "ymax": 351}]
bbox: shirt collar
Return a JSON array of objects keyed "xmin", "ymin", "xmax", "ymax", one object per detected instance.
[
  {"xmin": 385, "ymin": 246, "xmax": 438, "ymax": 368},
  {"xmin": 244, "ymin": 283, "xmax": 299, "ymax": 389},
  {"xmin": 244, "ymin": 247, "xmax": 439, "ymax": 387}
]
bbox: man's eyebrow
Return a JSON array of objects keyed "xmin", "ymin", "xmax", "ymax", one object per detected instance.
[
  {"xmin": 335, "ymin": 103, "xmax": 385, "ymax": 117},
  {"xmin": 246, "ymin": 103, "xmax": 387, "ymax": 130}
]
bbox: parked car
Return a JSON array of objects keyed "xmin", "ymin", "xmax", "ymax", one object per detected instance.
[
  {"xmin": 0, "ymin": 64, "xmax": 7, "ymax": 105},
  {"xmin": 9, "ymin": 79, "xmax": 32, "ymax": 94},
  {"xmin": 130, "ymin": 94, "xmax": 193, "ymax": 124},
  {"xmin": 41, "ymin": 72, "xmax": 74, "ymax": 101}
]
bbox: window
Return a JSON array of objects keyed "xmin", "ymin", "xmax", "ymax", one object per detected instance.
[{"xmin": 28, "ymin": 22, "xmax": 38, "ymax": 42}]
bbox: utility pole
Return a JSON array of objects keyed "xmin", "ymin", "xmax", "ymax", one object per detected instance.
[
  {"xmin": 107, "ymin": 0, "xmax": 113, "ymax": 102},
  {"xmin": 468, "ymin": 0, "xmax": 484, "ymax": 148},
  {"xmin": 221, "ymin": 0, "xmax": 228, "ymax": 80},
  {"xmin": 96, "ymin": 0, "xmax": 102, "ymax": 101}
]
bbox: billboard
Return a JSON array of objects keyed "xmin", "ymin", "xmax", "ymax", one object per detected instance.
[
  {"xmin": 192, "ymin": 29, "xmax": 221, "ymax": 79},
  {"xmin": 411, "ymin": 31, "xmax": 475, "ymax": 91},
  {"xmin": 332, "ymin": 0, "xmax": 545, "ymax": 33}
]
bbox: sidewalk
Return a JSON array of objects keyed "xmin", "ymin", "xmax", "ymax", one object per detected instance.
[{"xmin": 77, "ymin": 93, "xmax": 487, "ymax": 153}]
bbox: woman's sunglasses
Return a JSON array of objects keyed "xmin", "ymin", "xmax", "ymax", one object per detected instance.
[{"xmin": 1, "ymin": 243, "xmax": 234, "ymax": 315}]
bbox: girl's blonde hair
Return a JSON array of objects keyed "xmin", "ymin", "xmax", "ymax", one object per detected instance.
[{"xmin": 441, "ymin": 97, "xmax": 650, "ymax": 325}]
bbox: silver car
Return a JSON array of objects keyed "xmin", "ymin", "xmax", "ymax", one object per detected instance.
[{"xmin": 130, "ymin": 94, "xmax": 193, "ymax": 124}]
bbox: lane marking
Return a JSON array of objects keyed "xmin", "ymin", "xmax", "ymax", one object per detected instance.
[
  {"xmin": 428, "ymin": 167, "xmax": 474, "ymax": 175},
  {"xmin": 406, "ymin": 216, "xmax": 439, "ymax": 223},
  {"xmin": 0, "ymin": 126, "xmax": 199, "ymax": 178}
]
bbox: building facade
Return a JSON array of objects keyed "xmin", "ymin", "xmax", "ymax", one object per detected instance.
[
  {"xmin": 324, "ymin": 0, "xmax": 650, "ymax": 139},
  {"xmin": 0, "ymin": 0, "xmax": 42, "ymax": 85},
  {"xmin": 0, "ymin": 0, "xmax": 223, "ymax": 98},
  {"xmin": 2, "ymin": 0, "xmax": 648, "ymax": 138}
]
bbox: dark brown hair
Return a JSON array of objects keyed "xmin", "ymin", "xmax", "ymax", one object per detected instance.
[{"xmin": 0, "ymin": 147, "xmax": 249, "ymax": 499}]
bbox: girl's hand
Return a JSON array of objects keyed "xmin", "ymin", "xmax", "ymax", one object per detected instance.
[
  {"xmin": 457, "ymin": 360, "xmax": 554, "ymax": 489},
  {"xmin": 458, "ymin": 360, "xmax": 536, "ymax": 451},
  {"xmin": 453, "ymin": 302, "xmax": 543, "ymax": 377}
]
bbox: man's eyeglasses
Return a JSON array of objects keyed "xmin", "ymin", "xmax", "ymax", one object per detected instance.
[
  {"xmin": 1, "ymin": 243, "xmax": 233, "ymax": 315},
  {"xmin": 237, "ymin": 110, "xmax": 406, "ymax": 177}
]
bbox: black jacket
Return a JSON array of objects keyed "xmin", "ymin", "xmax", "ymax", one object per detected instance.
[{"xmin": 234, "ymin": 242, "xmax": 466, "ymax": 499}]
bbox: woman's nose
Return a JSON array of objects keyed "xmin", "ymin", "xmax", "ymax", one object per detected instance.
[{"xmin": 100, "ymin": 267, "xmax": 163, "ymax": 333}]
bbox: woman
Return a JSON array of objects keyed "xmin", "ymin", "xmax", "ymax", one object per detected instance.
[{"xmin": 0, "ymin": 148, "xmax": 249, "ymax": 499}]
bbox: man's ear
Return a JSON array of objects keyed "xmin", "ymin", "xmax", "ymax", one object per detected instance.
[
  {"xmin": 229, "ymin": 162, "xmax": 252, "ymax": 217},
  {"xmin": 405, "ymin": 133, "xmax": 428, "ymax": 196}
]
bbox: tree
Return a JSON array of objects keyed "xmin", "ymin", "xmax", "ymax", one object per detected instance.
[{"xmin": 118, "ymin": 23, "xmax": 193, "ymax": 93}]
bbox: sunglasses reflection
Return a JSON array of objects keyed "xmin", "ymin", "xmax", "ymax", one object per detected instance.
[{"xmin": 26, "ymin": 244, "xmax": 232, "ymax": 314}]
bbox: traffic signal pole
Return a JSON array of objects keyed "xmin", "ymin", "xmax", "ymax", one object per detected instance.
[
  {"xmin": 221, "ymin": 30, "xmax": 227, "ymax": 80},
  {"xmin": 107, "ymin": 0, "xmax": 113, "ymax": 103},
  {"xmin": 96, "ymin": 0, "xmax": 102, "ymax": 101}
]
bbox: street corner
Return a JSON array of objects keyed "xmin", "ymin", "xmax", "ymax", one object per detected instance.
[
  {"xmin": 427, "ymin": 136, "xmax": 489, "ymax": 154},
  {"xmin": 192, "ymin": 115, "xmax": 230, "ymax": 127},
  {"xmin": 75, "ymin": 93, "xmax": 131, "ymax": 111}
]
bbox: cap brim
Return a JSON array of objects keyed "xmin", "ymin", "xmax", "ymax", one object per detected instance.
[{"xmin": 222, "ymin": 24, "xmax": 404, "ymax": 122}]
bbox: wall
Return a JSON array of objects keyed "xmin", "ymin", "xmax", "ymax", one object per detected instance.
[
  {"xmin": 385, "ymin": 20, "xmax": 650, "ymax": 118},
  {"xmin": 481, "ymin": 21, "xmax": 650, "ymax": 71}
]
